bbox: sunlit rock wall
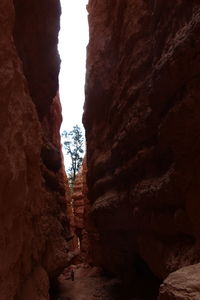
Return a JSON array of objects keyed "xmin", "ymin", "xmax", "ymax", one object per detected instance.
[
  {"xmin": 84, "ymin": 0, "xmax": 200, "ymax": 292},
  {"xmin": 0, "ymin": 1, "xmax": 69, "ymax": 299}
]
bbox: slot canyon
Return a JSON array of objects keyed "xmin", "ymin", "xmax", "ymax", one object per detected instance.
[{"xmin": 1, "ymin": 0, "xmax": 200, "ymax": 299}]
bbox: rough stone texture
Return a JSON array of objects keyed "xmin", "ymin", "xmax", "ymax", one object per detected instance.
[
  {"xmin": 159, "ymin": 263, "xmax": 200, "ymax": 300},
  {"xmin": 84, "ymin": 0, "xmax": 200, "ymax": 293},
  {"xmin": 71, "ymin": 160, "xmax": 92, "ymax": 261},
  {"xmin": 72, "ymin": 167, "xmax": 85, "ymax": 232},
  {"xmin": 0, "ymin": 1, "xmax": 70, "ymax": 299},
  {"xmin": 65, "ymin": 173, "xmax": 76, "ymax": 251},
  {"xmin": 13, "ymin": 0, "xmax": 60, "ymax": 120}
]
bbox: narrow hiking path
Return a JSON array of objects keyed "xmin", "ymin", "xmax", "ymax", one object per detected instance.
[
  {"xmin": 58, "ymin": 264, "xmax": 123, "ymax": 300},
  {"xmin": 57, "ymin": 263, "xmax": 160, "ymax": 300}
]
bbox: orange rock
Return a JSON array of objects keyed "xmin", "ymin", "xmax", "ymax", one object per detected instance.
[
  {"xmin": 83, "ymin": 0, "xmax": 200, "ymax": 297},
  {"xmin": 0, "ymin": 1, "xmax": 70, "ymax": 299}
]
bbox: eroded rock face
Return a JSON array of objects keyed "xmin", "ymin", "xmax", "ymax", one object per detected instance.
[
  {"xmin": 159, "ymin": 263, "xmax": 200, "ymax": 300},
  {"xmin": 13, "ymin": 0, "xmax": 60, "ymax": 120},
  {"xmin": 84, "ymin": 0, "xmax": 200, "ymax": 295},
  {"xmin": 0, "ymin": 1, "xmax": 69, "ymax": 299},
  {"xmin": 71, "ymin": 160, "xmax": 92, "ymax": 262}
]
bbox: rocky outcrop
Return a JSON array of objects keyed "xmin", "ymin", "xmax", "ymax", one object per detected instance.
[
  {"xmin": 0, "ymin": 1, "xmax": 69, "ymax": 299},
  {"xmin": 72, "ymin": 167, "xmax": 85, "ymax": 234},
  {"xmin": 159, "ymin": 263, "xmax": 200, "ymax": 300},
  {"xmin": 71, "ymin": 160, "xmax": 91, "ymax": 261},
  {"xmin": 84, "ymin": 0, "xmax": 200, "ymax": 297}
]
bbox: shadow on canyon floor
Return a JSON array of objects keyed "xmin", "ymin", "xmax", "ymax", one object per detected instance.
[{"xmin": 50, "ymin": 259, "xmax": 160, "ymax": 300}]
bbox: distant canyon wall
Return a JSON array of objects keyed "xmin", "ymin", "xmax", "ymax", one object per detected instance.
[
  {"xmin": 84, "ymin": 0, "xmax": 200, "ymax": 296},
  {"xmin": 0, "ymin": 1, "xmax": 70, "ymax": 299},
  {"xmin": 70, "ymin": 159, "xmax": 96, "ymax": 263}
]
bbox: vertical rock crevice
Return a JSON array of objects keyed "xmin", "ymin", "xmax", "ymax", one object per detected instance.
[
  {"xmin": 1, "ymin": 0, "xmax": 200, "ymax": 299},
  {"xmin": 70, "ymin": 159, "xmax": 94, "ymax": 263}
]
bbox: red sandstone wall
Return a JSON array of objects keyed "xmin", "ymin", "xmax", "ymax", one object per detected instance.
[
  {"xmin": 0, "ymin": 1, "xmax": 70, "ymax": 299},
  {"xmin": 84, "ymin": 0, "xmax": 200, "ymax": 297},
  {"xmin": 71, "ymin": 160, "xmax": 92, "ymax": 261}
]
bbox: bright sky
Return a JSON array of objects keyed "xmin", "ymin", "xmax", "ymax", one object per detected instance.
[
  {"xmin": 58, "ymin": 0, "xmax": 89, "ymax": 132},
  {"xmin": 58, "ymin": 0, "xmax": 89, "ymax": 169}
]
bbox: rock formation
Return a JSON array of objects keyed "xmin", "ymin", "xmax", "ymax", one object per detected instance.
[
  {"xmin": 159, "ymin": 263, "xmax": 200, "ymax": 300},
  {"xmin": 2, "ymin": 0, "xmax": 200, "ymax": 299},
  {"xmin": 83, "ymin": 0, "xmax": 200, "ymax": 298},
  {"xmin": 70, "ymin": 159, "xmax": 91, "ymax": 262},
  {"xmin": 0, "ymin": 1, "xmax": 70, "ymax": 299}
]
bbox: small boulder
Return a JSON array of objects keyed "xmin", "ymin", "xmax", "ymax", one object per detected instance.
[{"xmin": 159, "ymin": 263, "xmax": 200, "ymax": 300}]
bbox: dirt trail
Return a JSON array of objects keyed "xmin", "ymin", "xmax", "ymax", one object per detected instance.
[{"xmin": 58, "ymin": 264, "xmax": 123, "ymax": 300}]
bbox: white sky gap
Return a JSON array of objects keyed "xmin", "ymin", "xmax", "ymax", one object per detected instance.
[{"xmin": 58, "ymin": 0, "xmax": 89, "ymax": 170}]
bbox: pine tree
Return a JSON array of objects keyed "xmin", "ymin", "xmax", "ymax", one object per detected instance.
[{"xmin": 62, "ymin": 125, "xmax": 84, "ymax": 187}]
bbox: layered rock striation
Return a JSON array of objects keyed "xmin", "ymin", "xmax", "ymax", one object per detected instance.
[
  {"xmin": 0, "ymin": 1, "xmax": 70, "ymax": 299},
  {"xmin": 71, "ymin": 160, "xmax": 93, "ymax": 262},
  {"xmin": 2, "ymin": 0, "xmax": 200, "ymax": 299},
  {"xmin": 84, "ymin": 0, "xmax": 200, "ymax": 297}
]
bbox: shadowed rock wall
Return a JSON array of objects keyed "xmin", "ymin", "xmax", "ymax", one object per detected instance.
[
  {"xmin": 0, "ymin": 1, "xmax": 69, "ymax": 299},
  {"xmin": 84, "ymin": 0, "xmax": 200, "ymax": 296}
]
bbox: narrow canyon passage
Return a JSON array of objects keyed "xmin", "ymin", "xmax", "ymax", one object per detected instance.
[
  {"xmin": 56, "ymin": 164, "xmax": 161, "ymax": 300},
  {"xmin": 1, "ymin": 1, "xmax": 200, "ymax": 300}
]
